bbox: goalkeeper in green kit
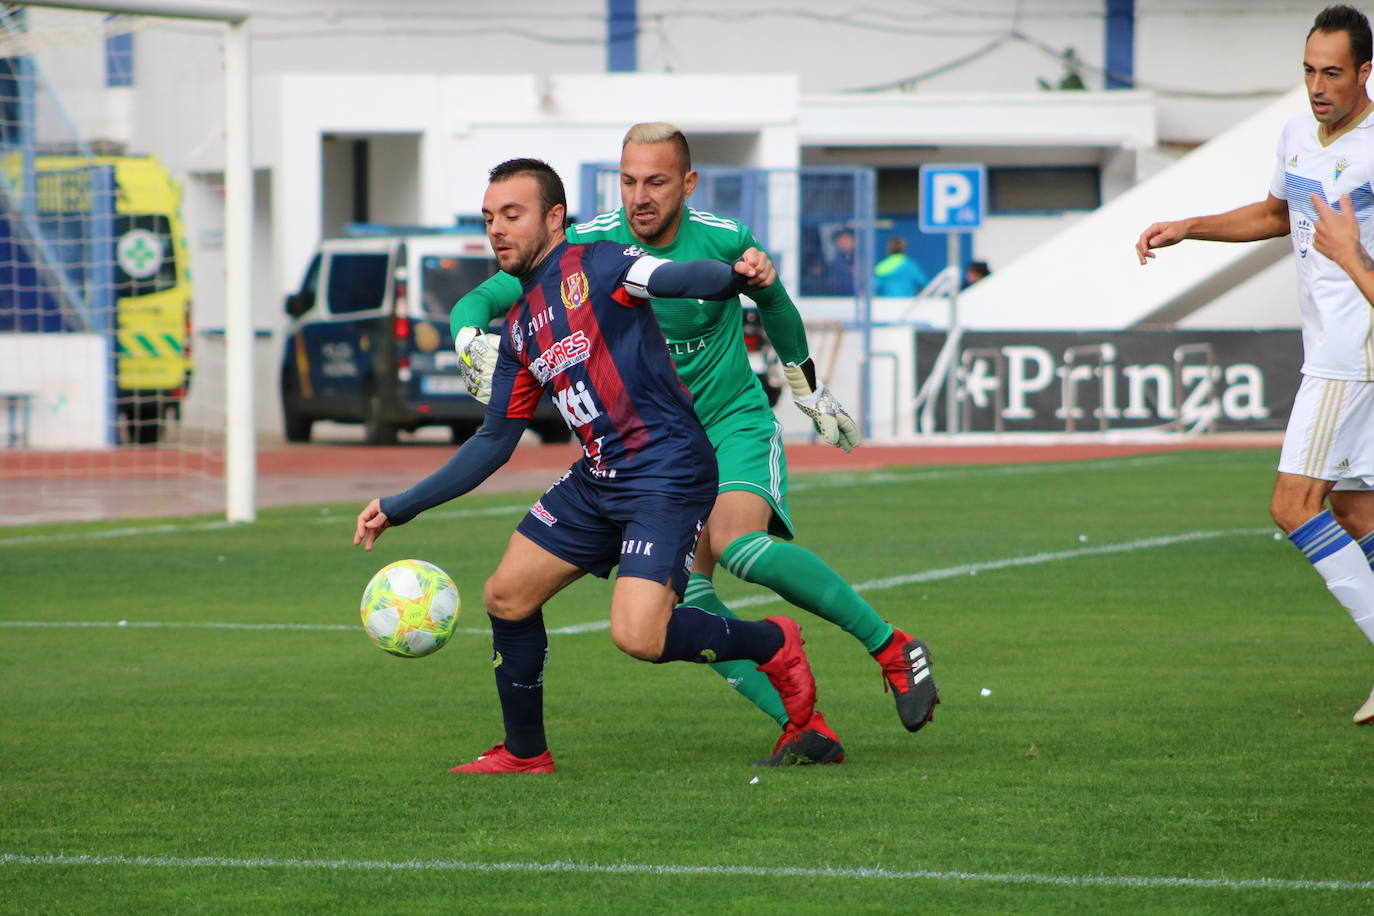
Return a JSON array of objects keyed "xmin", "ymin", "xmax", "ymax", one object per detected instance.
[{"xmin": 452, "ymin": 123, "xmax": 938, "ymax": 765}]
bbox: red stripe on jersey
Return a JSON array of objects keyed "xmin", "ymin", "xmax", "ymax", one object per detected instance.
[
  {"xmin": 562, "ymin": 245, "xmax": 650, "ymax": 460},
  {"xmin": 611, "ymin": 285, "xmax": 645, "ymax": 308},
  {"xmin": 502, "ymin": 285, "xmax": 545, "ymax": 419}
]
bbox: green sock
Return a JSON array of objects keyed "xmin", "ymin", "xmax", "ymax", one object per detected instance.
[
  {"xmin": 683, "ymin": 572, "xmax": 788, "ymax": 728},
  {"xmin": 721, "ymin": 533, "xmax": 894, "ymax": 653}
]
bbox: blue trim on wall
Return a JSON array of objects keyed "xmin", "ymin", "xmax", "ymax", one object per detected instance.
[
  {"xmin": 1105, "ymin": 0, "xmax": 1134, "ymax": 90},
  {"xmin": 607, "ymin": 0, "xmax": 637, "ymax": 72}
]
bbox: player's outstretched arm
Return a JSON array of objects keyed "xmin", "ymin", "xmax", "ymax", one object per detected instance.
[
  {"xmin": 351, "ymin": 416, "xmax": 528, "ymax": 550},
  {"xmin": 1313, "ymin": 193, "xmax": 1374, "ymax": 309},
  {"xmin": 452, "ymin": 272, "xmax": 523, "ymax": 404},
  {"xmin": 625, "ymin": 256, "xmax": 770, "ymax": 301},
  {"xmin": 1135, "ymin": 195, "xmax": 1289, "ymax": 265}
]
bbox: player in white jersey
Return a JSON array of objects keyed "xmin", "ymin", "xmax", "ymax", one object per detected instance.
[{"xmin": 1135, "ymin": 4, "xmax": 1374, "ymax": 725}]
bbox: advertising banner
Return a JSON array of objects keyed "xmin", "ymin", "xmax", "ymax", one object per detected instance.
[{"xmin": 916, "ymin": 330, "xmax": 1303, "ymax": 433}]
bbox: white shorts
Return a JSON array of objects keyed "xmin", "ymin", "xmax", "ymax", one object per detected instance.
[{"xmin": 1278, "ymin": 375, "xmax": 1374, "ymax": 490}]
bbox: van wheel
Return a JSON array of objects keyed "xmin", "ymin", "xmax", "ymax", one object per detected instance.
[
  {"xmin": 364, "ymin": 394, "xmax": 398, "ymax": 445},
  {"xmin": 532, "ymin": 419, "xmax": 573, "ymax": 444},
  {"xmin": 283, "ymin": 405, "xmax": 313, "ymax": 442},
  {"xmin": 281, "ymin": 373, "xmax": 313, "ymax": 442},
  {"xmin": 123, "ymin": 401, "xmax": 164, "ymax": 445}
]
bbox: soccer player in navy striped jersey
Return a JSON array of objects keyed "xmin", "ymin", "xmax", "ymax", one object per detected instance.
[
  {"xmin": 354, "ymin": 158, "xmax": 824, "ymax": 772},
  {"xmin": 1137, "ymin": 5, "xmax": 1374, "ymax": 724},
  {"xmin": 453, "ymin": 123, "xmax": 940, "ymax": 765}
]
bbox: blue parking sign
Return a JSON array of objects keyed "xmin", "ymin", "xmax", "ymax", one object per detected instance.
[{"xmin": 919, "ymin": 164, "xmax": 986, "ymax": 233}]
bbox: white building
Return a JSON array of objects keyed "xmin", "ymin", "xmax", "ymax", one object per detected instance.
[{"xmin": 10, "ymin": 0, "xmax": 1334, "ymax": 439}]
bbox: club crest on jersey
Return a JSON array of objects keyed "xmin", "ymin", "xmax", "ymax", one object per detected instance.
[
  {"xmin": 510, "ymin": 320, "xmax": 524, "ymax": 353},
  {"xmin": 561, "ymin": 271, "xmax": 590, "ymax": 311},
  {"xmin": 1335, "ymin": 157, "xmax": 1351, "ymax": 181},
  {"xmin": 529, "ymin": 329, "xmax": 592, "ymax": 383},
  {"xmin": 1295, "ymin": 215, "xmax": 1314, "ymax": 259},
  {"xmin": 1289, "ymin": 153, "xmax": 1299, "ymax": 167}
]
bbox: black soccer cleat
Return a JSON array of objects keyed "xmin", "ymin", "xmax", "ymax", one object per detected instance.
[
  {"xmin": 873, "ymin": 630, "xmax": 939, "ymax": 733},
  {"xmin": 754, "ymin": 710, "xmax": 846, "ymax": 767}
]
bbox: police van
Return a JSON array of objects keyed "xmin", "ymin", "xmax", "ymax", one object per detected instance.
[{"xmin": 279, "ymin": 225, "xmax": 571, "ymax": 445}]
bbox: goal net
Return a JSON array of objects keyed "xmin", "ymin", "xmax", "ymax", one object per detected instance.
[{"xmin": 0, "ymin": 4, "xmax": 242, "ymax": 525}]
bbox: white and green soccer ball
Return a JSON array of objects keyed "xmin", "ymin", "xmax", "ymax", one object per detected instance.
[{"xmin": 360, "ymin": 559, "xmax": 461, "ymax": 658}]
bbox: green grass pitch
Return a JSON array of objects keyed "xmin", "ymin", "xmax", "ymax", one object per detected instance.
[{"xmin": 3, "ymin": 449, "xmax": 1374, "ymax": 914}]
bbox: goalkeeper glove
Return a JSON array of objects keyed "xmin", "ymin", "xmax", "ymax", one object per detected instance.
[
  {"xmin": 783, "ymin": 358, "xmax": 860, "ymax": 452},
  {"xmin": 454, "ymin": 326, "xmax": 500, "ymax": 405}
]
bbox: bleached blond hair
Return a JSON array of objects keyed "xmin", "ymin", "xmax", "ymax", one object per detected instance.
[{"xmin": 621, "ymin": 122, "xmax": 692, "ymax": 171}]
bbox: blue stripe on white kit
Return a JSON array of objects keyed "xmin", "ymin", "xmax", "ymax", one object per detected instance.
[
  {"xmin": 1287, "ymin": 510, "xmax": 1351, "ymax": 562},
  {"xmin": 1286, "ymin": 173, "xmax": 1374, "ymax": 223}
]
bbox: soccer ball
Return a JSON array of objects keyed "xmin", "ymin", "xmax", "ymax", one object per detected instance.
[{"xmin": 360, "ymin": 559, "xmax": 461, "ymax": 658}]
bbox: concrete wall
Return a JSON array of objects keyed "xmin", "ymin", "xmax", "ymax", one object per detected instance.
[{"xmin": 0, "ymin": 334, "xmax": 110, "ymax": 449}]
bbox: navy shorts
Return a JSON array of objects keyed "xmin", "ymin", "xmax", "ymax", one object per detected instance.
[{"xmin": 516, "ymin": 467, "xmax": 714, "ymax": 599}]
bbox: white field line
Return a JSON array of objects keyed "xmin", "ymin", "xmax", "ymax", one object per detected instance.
[
  {"xmin": 0, "ymin": 528, "xmax": 1273, "ymax": 635},
  {"xmin": 0, "ymin": 853, "xmax": 1369, "ymax": 893},
  {"xmin": 0, "ymin": 453, "xmax": 1215, "ymax": 548},
  {"xmin": 0, "ymin": 618, "xmax": 604, "ymax": 637},
  {"xmin": 786, "ymin": 454, "xmax": 1180, "ymax": 492},
  {"xmin": 727, "ymin": 527, "xmax": 1273, "ymax": 609}
]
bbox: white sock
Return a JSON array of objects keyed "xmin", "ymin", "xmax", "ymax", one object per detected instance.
[
  {"xmin": 1358, "ymin": 530, "xmax": 1374, "ymax": 570},
  {"xmin": 1290, "ymin": 511, "xmax": 1374, "ymax": 645},
  {"xmin": 1312, "ymin": 542, "xmax": 1374, "ymax": 644}
]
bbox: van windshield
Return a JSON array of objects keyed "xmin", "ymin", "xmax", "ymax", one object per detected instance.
[{"xmin": 419, "ymin": 255, "xmax": 499, "ymax": 318}]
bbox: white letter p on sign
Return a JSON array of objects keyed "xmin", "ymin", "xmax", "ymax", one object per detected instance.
[{"xmin": 932, "ymin": 173, "xmax": 972, "ymax": 225}]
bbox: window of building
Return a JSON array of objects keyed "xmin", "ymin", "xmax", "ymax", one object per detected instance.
[
  {"xmin": 988, "ymin": 166, "xmax": 1100, "ymax": 214},
  {"xmin": 105, "ymin": 25, "xmax": 134, "ymax": 88}
]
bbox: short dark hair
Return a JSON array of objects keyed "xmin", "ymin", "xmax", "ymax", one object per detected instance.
[
  {"xmin": 488, "ymin": 158, "xmax": 567, "ymax": 216},
  {"xmin": 1310, "ymin": 4, "xmax": 1373, "ymax": 68}
]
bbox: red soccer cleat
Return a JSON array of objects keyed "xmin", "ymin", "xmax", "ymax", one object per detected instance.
[
  {"xmin": 450, "ymin": 743, "xmax": 556, "ymax": 774},
  {"xmin": 873, "ymin": 628, "xmax": 939, "ymax": 733},
  {"xmin": 755, "ymin": 710, "xmax": 846, "ymax": 767},
  {"xmin": 755, "ymin": 616, "xmax": 817, "ymax": 729}
]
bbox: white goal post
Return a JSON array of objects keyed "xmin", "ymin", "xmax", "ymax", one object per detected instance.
[{"xmin": 21, "ymin": 0, "xmax": 255, "ymax": 521}]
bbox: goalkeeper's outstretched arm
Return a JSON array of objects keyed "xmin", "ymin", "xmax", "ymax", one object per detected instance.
[{"xmin": 450, "ymin": 270, "xmax": 522, "ymax": 337}]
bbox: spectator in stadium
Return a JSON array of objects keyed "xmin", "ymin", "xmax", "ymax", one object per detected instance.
[
  {"xmin": 815, "ymin": 226, "xmax": 858, "ymax": 295},
  {"xmin": 355, "ymin": 158, "xmax": 823, "ymax": 774},
  {"xmin": 452, "ymin": 123, "xmax": 939, "ymax": 766},
  {"xmin": 964, "ymin": 260, "xmax": 991, "ymax": 288},
  {"xmin": 1135, "ymin": 3, "xmax": 1374, "ymax": 725},
  {"xmin": 872, "ymin": 236, "xmax": 929, "ymax": 296}
]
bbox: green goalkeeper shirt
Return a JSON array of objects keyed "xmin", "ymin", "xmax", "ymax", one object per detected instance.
[{"xmin": 451, "ymin": 206, "xmax": 810, "ymax": 429}]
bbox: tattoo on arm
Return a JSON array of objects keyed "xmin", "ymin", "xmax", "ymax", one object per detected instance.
[{"xmin": 1360, "ymin": 246, "xmax": 1374, "ymax": 273}]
